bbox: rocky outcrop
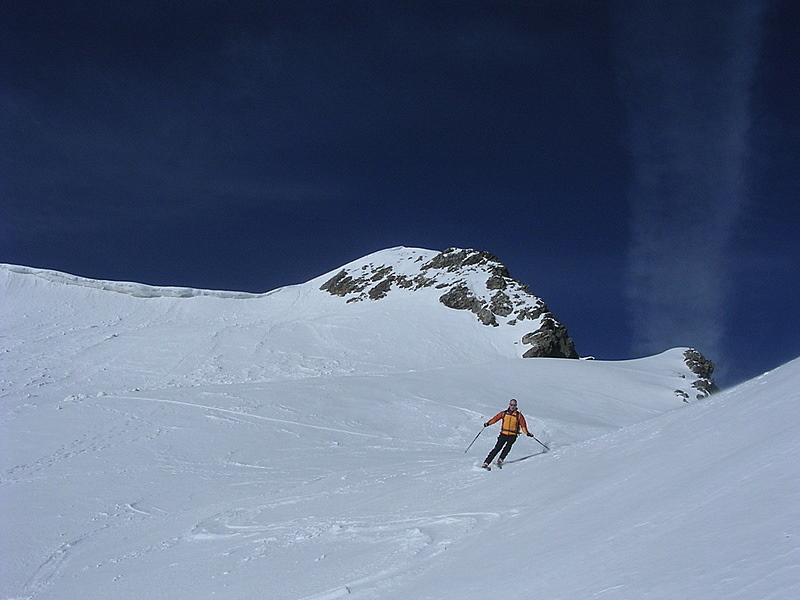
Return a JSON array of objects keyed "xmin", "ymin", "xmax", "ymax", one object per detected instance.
[
  {"xmin": 521, "ymin": 317, "xmax": 577, "ymax": 359},
  {"xmin": 319, "ymin": 269, "xmax": 368, "ymax": 298},
  {"xmin": 683, "ymin": 348, "xmax": 718, "ymax": 399},
  {"xmin": 439, "ymin": 283, "xmax": 498, "ymax": 326},
  {"xmin": 422, "ymin": 249, "xmax": 510, "ymax": 277},
  {"xmin": 320, "ymin": 247, "xmax": 579, "ymax": 359},
  {"xmin": 674, "ymin": 349, "xmax": 718, "ymax": 401}
]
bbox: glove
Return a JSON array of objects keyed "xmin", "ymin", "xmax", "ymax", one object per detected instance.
[
  {"xmin": 483, "ymin": 422, "xmax": 489, "ymax": 427},
  {"xmin": 527, "ymin": 433, "xmax": 534, "ymax": 437}
]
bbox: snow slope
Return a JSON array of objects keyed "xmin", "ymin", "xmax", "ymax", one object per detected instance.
[
  {"xmin": 382, "ymin": 357, "xmax": 800, "ymax": 600},
  {"xmin": 2, "ymin": 251, "xmax": 797, "ymax": 599}
]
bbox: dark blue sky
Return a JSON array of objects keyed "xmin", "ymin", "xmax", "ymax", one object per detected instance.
[{"xmin": 2, "ymin": 1, "xmax": 798, "ymax": 388}]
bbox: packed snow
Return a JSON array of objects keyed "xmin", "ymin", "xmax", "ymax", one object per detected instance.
[{"xmin": 1, "ymin": 249, "xmax": 798, "ymax": 599}]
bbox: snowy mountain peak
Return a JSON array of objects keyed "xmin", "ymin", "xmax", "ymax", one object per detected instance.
[{"xmin": 319, "ymin": 247, "xmax": 578, "ymax": 359}]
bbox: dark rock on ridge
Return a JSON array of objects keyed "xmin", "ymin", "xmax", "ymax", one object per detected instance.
[
  {"xmin": 683, "ymin": 348, "xmax": 719, "ymax": 399},
  {"xmin": 521, "ymin": 317, "xmax": 577, "ymax": 359}
]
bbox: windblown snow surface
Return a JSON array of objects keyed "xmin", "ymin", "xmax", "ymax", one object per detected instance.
[{"xmin": 1, "ymin": 249, "xmax": 798, "ymax": 599}]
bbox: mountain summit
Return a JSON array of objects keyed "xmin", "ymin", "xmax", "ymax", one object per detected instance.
[{"xmin": 319, "ymin": 247, "xmax": 578, "ymax": 359}]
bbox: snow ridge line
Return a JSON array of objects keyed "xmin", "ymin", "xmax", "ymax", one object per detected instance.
[{"xmin": 105, "ymin": 395, "xmax": 390, "ymax": 440}]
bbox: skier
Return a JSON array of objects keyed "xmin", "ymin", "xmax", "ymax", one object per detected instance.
[{"xmin": 482, "ymin": 399, "xmax": 533, "ymax": 469}]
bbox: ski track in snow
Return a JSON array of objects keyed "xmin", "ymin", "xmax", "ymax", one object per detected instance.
[
  {"xmin": 5, "ymin": 385, "xmax": 500, "ymax": 599},
  {"xmin": 187, "ymin": 509, "xmax": 502, "ymax": 600},
  {"xmin": 107, "ymin": 394, "xmax": 391, "ymax": 440}
]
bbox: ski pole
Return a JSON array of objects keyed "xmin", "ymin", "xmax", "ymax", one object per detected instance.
[
  {"xmin": 529, "ymin": 434, "xmax": 549, "ymax": 452},
  {"xmin": 464, "ymin": 428, "xmax": 484, "ymax": 453}
]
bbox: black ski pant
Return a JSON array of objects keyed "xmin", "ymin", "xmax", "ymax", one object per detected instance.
[{"xmin": 485, "ymin": 433, "xmax": 517, "ymax": 464}]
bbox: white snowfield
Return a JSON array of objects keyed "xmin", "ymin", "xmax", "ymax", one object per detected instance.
[{"xmin": 1, "ymin": 249, "xmax": 798, "ymax": 600}]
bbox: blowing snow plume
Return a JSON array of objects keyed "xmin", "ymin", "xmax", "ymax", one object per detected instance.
[{"xmin": 614, "ymin": 1, "xmax": 764, "ymax": 371}]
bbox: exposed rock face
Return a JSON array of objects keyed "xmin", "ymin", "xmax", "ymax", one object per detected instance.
[
  {"xmin": 320, "ymin": 247, "xmax": 579, "ymax": 359},
  {"xmin": 683, "ymin": 348, "xmax": 718, "ymax": 399},
  {"xmin": 422, "ymin": 249, "xmax": 510, "ymax": 277},
  {"xmin": 521, "ymin": 317, "xmax": 577, "ymax": 359}
]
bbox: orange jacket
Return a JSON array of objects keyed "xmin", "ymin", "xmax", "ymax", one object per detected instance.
[{"xmin": 486, "ymin": 410, "xmax": 530, "ymax": 436}]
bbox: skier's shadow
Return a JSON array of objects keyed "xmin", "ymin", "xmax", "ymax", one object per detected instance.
[{"xmin": 504, "ymin": 450, "xmax": 547, "ymax": 464}]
